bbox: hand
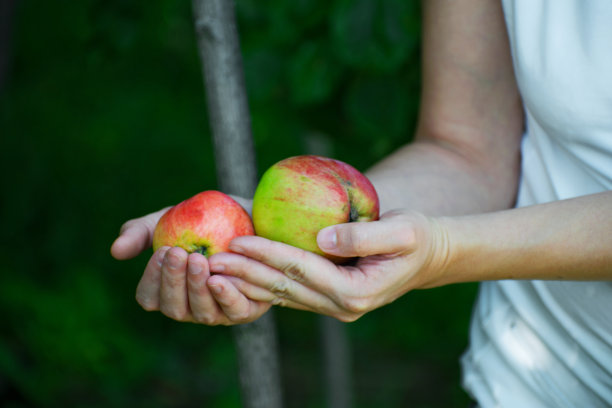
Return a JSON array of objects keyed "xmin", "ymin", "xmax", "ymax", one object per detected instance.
[
  {"xmin": 110, "ymin": 197, "xmax": 270, "ymax": 325},
  {"xmin": 110, "ymin": 195, "xmax": 254, "ymax": 260},
  {"xmin": 135, "ymin": 246, "xmax": 271, "ymax": 325},
  {"xmin": 208, "ymin": 210, "xmax": 451, "ymax": 322}
]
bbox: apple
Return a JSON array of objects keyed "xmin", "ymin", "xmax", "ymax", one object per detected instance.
[
  {"xmin": 252, "ymin": 155, "xmax": 379, "ymax": 262},
  {"xmin": 152, "ymin": 190, "xmax": 254, "ymax": 256}
]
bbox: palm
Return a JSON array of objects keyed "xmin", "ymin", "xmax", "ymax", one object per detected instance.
[{"xmin": 338, "ymin": 252, "xmax": 421, "ymax": 312}]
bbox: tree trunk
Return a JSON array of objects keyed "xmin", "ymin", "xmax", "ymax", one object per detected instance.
[
  {"xmin": 320, "ymin": 315, "xmax": 353, "ymax": 408},
  {"xmin": 305, "ymin": 132, "xmax": 354, "ymax": 408},
  {"xmin": 191, "ymin": 1, "xmax": 283, "ymax": 407}
]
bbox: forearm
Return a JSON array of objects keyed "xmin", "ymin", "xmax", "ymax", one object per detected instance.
[
  {"xmin": 431, "ymin": 191, "xmax": 612, "ymax": 286},
  {"xmin": 366, "ymin": 139, "xmax": 520, "ymax": 216},
  {"xmin": 366, "ymin": 0, "xmax": 523, "ymax": 217}
]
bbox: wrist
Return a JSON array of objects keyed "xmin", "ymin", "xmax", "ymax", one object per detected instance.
[
  {"xmin": 419, "ymin": 214, "xmax": 487, "ymax": 288},
  {"xmin": 408, "ymin": 215, "xmax": 455, "ymax": 290}
]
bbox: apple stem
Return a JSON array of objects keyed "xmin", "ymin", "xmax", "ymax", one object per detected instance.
[
  {"xmin": 349, "ymin": 205, "xmax": 359, "ymax": 222},
  {"xmin": 195, "ymin": 246, "xmax": 208, "ymax": 257}
]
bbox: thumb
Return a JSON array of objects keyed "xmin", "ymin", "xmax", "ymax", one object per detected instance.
[
  {"xmin": 110, "ymin": 207, "xmax": 170, "ymax": 260},
  {"xmin": 316, "ymin": 219, "xmax": 415, "ymax": 258}
]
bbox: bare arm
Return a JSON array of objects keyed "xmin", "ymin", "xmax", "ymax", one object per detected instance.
[
  {"xmin": 111, "ymin": 198, "xmax": 270, "ymax": 325},
  {"xmin": 430, "ymin": 192, "xmax": 612, "ymax": 287},
  {"xmin": 112, "ymin": 0, "xmax": 611, "ymax": 325},
  {"xmin": 207, "ymin": 0, "xmax": 611, "ymax": 322},
  {"xmin": 369, "ymin": 0, "xmax": 524, "ymax": 215}
]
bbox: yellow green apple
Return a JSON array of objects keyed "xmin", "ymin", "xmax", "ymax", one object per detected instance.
[{"xmin": 252, "ymin": 155, "xmax": 379, "ymax": 262}]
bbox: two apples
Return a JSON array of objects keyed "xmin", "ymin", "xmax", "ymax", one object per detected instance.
[{"xmin": 152, "ymin": 155, "xmax": 379, "ymax": 263}]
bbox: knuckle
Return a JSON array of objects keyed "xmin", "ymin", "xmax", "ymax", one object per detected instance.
[
  {"xmin": 339, "ymin": 227, "xmax": 364, "ymax": 254},
  {"xmin": 165, "ymin": 248, "xmax": 187, "ymax": 269},
  {"xmin": 120, "ymin": 219, "xmax": 136, "ymax": 234},
  {"xmin": 193, "ymin": 312, "xmax": 217, "ymax": 326},
  {"xmin": 163, "ymin": 275, "xmax": 184, "ymax": 291},
  {"xmin": 162, "ymin": 268, "xmax": 185, "ymax": 289},
  {"xmin": 270, "ymin": 280, "xmax": 291, "ymax": 298},
  {"xmin": 136, "ymin": 296, "xmax": 157, "ymax": 312},
  {"xmin": 341, "ymin": 296, "xmax": 370, "ymax": 315},
  {"xmin": 337, "ymin": 312, "xmax": 363, "ymax": 323},
  {"xmin": 161, "ymin": 306, "xmax": 188, "ymax": 322},
  {"xmin": 353, "ymin": 235, "xmax": 368, "ymax": 255},
  {"xmin": 188, "ymin": 278, "xmax": 206, "ymax": 294},
  {"xmin": 281, "ymin": 260, "xmax": 307, "ymax": 283},
  {"xmin": 271, "ymin": 297, "xmax": 288, "ymax": 307},
  {"xmin": 230, "ymin": 309, "xmax": 251, "ymax": 323}
]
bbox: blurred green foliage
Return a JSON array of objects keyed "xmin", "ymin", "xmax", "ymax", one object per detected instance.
[{"xmin": 0, "ymin": 0, "xmax": 477, "ymax": 407}]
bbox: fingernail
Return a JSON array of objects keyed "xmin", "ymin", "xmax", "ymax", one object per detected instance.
[
  {"xmin": 157, "ymin": 247, "xmax": 170, "ymax": 267},
  {"xmin": 209, "ymin": 284, "xmax": 222, "ymax": 295},
  {"xmin": 166, "ymin": 250, "xmax": 182, "ymax": 269},
  {"xmin": 189, "ymin": 263, "xmax": 202, "ymax": 275},
  {"xmin": 317, "ymin": 227, "xmax": 337, "ymax": 250}
]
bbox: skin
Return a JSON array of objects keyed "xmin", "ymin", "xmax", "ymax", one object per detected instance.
[
  {"xmin": 111, "ymin": 200, "xmax": 271, "ymax": 325},
  {"xmin": 110, "ymin": 0, "xmax": 612, "ymax": 325}
]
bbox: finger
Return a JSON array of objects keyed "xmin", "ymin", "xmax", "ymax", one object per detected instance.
[
  {"xmin": 228, "ymin": 236, "xmax": 343, "ymax": 292},
  {"xmin": 111, "ymin": 207, "xmax": 170, "ymax": 260},
  {"xmin": 186, "ymin": 252, "xmax": 225, "ymax": 324},
  {"xmin": 220, "ymin": 275, "xmax": 315, "ymax": 315},
  {"xmin": 159, "ymin": 247, "xmax": 191, "ymax": 321},
  {"xmin": 209, "ymin": 250, "xmax": 340, "ymax": 314},
  {"xmin": 218, "ymin": 275, "xmax": 338, "ymax": 317},
  {"xmin": 219, "ymin": 275, "xmax": 280, "ymax": 303},
  {"xmin": 206, "ymin": 275, "xmax": 271, "ymax": 324},
  {"xmin": 221, "ymin": 275, "xmax": 313, "ymax": 312},
  {"xmin": 316, "ymin": 218, "xmax": 416, "ymax": 258},
  {"xmin": 135, "ymin": 246, "xmax": 170, "ymax": 311}
]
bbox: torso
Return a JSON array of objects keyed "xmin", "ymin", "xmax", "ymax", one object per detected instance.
[{"xmin": 461, "ymin": 1, "xmax": 612, "ymax": 406}]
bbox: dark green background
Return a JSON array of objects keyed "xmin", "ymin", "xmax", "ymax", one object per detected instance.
[{"xmin": 0, "ymin": 1, "xmax": 478, "ymax": 406}]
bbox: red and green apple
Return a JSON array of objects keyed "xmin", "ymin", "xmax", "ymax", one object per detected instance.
[
  {"xmin": 152, "ymin": 190, "xmax": 254, "ymax": 256},
  {"xmin": 252, "ymin": 155, "xmax": 379, "ymax": 262}
]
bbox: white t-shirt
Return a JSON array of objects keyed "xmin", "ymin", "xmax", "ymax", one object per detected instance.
[{"xmin": 460, "ymin": 1, "xmax": 612, "ymax": 407}]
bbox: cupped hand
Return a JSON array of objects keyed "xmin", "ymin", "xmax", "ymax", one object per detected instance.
[
  {"xmin": 110, "ymin": 197, "xmax": 270, "ymax": 325},
  {"xmin": 208, "ymin": 210, "xmax": 451, "ymax": 322},
  {"xmin": 110, "ymin": 195, "xmax": 254, "ymax": 261},
  {"xmin": 135, "ymin": 246, "xmax": 271, "ymax": 325}
]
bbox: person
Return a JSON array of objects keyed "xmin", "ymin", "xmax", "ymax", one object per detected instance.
[{"xmin": 111, "ymin": 0, "xmax": 612, "ymax": 406}]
